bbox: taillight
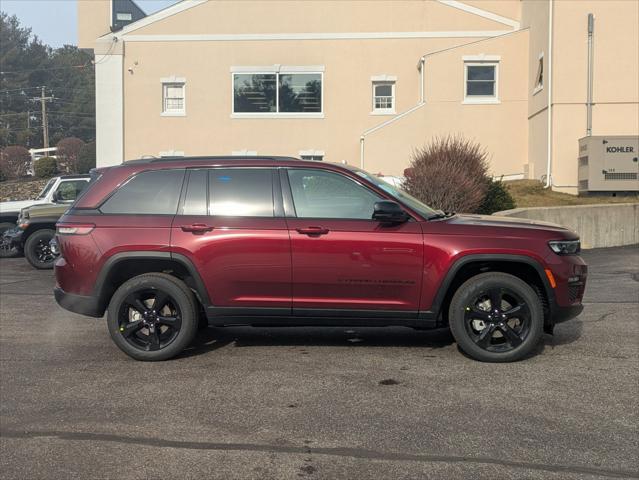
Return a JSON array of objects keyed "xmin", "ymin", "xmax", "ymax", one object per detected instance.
[{"xmin": 56, "ymin": 223, "xmax": 95, "ymax": 235}]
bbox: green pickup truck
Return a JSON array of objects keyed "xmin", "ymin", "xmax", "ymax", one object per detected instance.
[{"xmin": 0, "ymin": 202, "xmax": 68, "ymax": 269}]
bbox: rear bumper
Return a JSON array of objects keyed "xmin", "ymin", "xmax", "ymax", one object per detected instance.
[{"xmin": 54, "ymin": 287, "xmax": 104, "ymax": 318}]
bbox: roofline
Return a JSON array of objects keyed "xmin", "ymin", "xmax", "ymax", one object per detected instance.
[
  {"xmin": 99, "ymin": 0, "xmax": 519, "ymax": 42},
  {"xmin": 99, "ymin": 0, "xmax": 207, "ymax": 40}
]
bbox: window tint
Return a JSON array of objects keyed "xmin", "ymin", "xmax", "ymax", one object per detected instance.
[
  {"xmin": 101, "ymin": 169, "xmax": 185, "ymax": 215},
  {"xmin": 287, "ymin": 169, "xmax": 381, "ymax": 219},
  {"xmin": 55, "ymin": 180, "xmax": 89, "ymax": 202},
  {"xmin": 209, "ymin": 169, "xmax": 274, "ymax": 217},
  {"xmin": 181, "ymin": 169, "xmax": 208, "ymax": 215}
]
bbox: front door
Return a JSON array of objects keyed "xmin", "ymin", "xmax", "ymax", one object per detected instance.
[
  {"xmin": 283, "ymin": 168, "xmax": 423, "ymax": 316},
  {"xmin": 171, "ymin": 168, "xmax": 291, "ymax": 315}
]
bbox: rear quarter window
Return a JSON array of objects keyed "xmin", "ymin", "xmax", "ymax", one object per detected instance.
[{"xmin": 100, "ymin": 169, "xmax": 185, "ymax": 215}]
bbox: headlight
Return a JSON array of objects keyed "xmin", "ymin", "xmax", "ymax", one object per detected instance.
[{"xmin": 548, "ymin": 240, "xmax": 580, "ymax": 255}]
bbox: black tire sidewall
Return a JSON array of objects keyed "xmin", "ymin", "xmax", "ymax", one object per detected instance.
[
  {"xmin": 107, "ymin": 273, "xmax": 198, "ymax": 361},
  {"xmin": 449, "ymin": 272, "xmax": 544, "ymax": 362},
  {"xmin": 24, "ymin": 229, "xmax": 56, "ymax": 269}
]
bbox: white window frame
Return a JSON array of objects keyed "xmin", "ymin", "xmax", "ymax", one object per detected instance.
[
  {"xmin": 299, "ymin": 150, "xmax": 325, "ymax": 161},
  {"xmin": 161, "ymin": 76, "xmax": 186, "ymax": 116},
  {"xmin": 533, "ymin": 52, "xmax": 544, "ymax": 95},
  {"xmin": 371, "ymin": 75, "xmax": 397, "ymax": 115},
  {"xmin": 462, "ymin": 56, "xmax": 500, "ymax": 105},
  {"xmin": 231, "ymin": 65, "xmax": 324, "ymax": 119}
]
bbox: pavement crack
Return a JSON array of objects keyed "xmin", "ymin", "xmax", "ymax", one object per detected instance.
[{"xmin": 2, "ymin": 430, "xmax": 637, "ymax": 479}]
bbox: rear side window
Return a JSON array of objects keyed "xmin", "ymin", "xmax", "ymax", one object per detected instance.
[
  {"xmin": 209, "ymin": 169, "xmax": 273, "ymax": 217},
  {"xmin": 101, "ymin": 169, "xmax": 185, "ymax": 215},
  {"xmin": 55, "ymin": 180, "xmax": 89, "ymax": 201}
]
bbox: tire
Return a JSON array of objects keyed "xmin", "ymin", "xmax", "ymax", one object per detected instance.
[
  {"xmin": 107, "ymin": 273, "xmax": 199, "ymax": 361},
  {"xmin": 0, "ymin": 222, "xmax": 20, "ymax": 258},
  {"xmin": 24, "ymin": 229, "xmax": 57, "ymax": 269},
  {"xmin": 449, "ymin": 272, "xmax": 543, "ymax": 362}
]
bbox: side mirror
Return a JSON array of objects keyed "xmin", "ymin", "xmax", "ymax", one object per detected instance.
[
  {"xmin": 372, "ymin": 200, "xmax": 409, "ymax": 224},
  {"xmin": 53, "ymin": 190, "xmax": 65, "ymax": 202}
]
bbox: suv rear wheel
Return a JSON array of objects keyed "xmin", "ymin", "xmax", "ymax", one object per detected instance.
[
  {"xmin": 24, "ymin": 229, "xmax": 56, "ymax": 269},
  {"xmin": 449, "ymin": 272, "xmax": 543, "ymax": 362},
  {"xmin": 107, "ymin": 273, "xmax": 199, "ymax": 361}
]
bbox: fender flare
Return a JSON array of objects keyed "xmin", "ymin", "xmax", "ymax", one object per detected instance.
[
  {"xmin": 426, "ymin": 253, "xmax": 556, "ymax": 320},
  {"xmin": 93, "ymin": 251, "xmax": 211, "ymax": 309}
]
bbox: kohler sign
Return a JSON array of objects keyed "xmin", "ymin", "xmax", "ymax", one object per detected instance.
[{"xmin": 606, "ymin": 145, "xmax": 634, "ymax": 153}]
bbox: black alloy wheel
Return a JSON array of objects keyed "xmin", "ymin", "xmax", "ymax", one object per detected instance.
[
  {"xmin": 463, "ymin": 287, "xmax": 532, "ymax": 353},
  {"xmin": 117, "ymin": 289, "xmax": 183, "ymax": 352},
  {"xmin": 449, "ymin": 272, "xmax": 544, "ymax": 362},
  {"xmin": 107, "ymin": 273, "xmax": 198, "ymax": 361},
  {"xmin": 24, "ymin": 229, "xmax": 57, "ymax": 269}
]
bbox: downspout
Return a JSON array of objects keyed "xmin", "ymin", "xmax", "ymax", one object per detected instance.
[
  {"xmin": 586, "ymin": 13, "xmax": 594, "ymax": 136},
  {"xmin": 359, "ymin": 56, "xmax": 426, "ymax": 169},
  {"xmin": 545, "ymin": 0, "xmax": 554, "ymax": 188}
]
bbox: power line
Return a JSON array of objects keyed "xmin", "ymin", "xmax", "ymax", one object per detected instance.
[{"xmin": 0, "ymin": 63, "xmax": 92, "ymax": 75}]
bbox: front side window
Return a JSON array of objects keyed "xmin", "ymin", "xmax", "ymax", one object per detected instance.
[
  {"xmin": 54, "ymin": 180, "xmax": 89, "ymax": 202},
  {"xmin": 162, "ymin": 82, "xmax": 185, "ymax": 115},
  {"xmin": 233, "ymin": 71, "xmax": 322, "ymax": 114},
  {"xmin": 465, "ymin": 63, "xmax": 498, "ymax": 101},
  {"xmin": 101, "ymin": 169, "xmax": 185, "ymax": 215},
  {"xmin": 287, "ymin": 169, "xmax": 381, "ymax": 219},
  {"xmin": 372, "ymin": 81, "xmax": 395, "ymax": 113},
  {"xmin": 209, "ymin": 169, "xmax": 274, "ymax": 217}
]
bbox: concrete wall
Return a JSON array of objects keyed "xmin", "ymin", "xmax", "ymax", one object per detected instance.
[{"xmin": 495, "ymin": 203, "xmax": 639, "ymax": 249}]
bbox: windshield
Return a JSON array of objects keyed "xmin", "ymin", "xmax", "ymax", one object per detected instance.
[
  {"xmin": 349, "ymin": 167, "xmax": 438, "ymax": 219},
  {"xmin": 35, "ymin": 178, "xmax": 56, "ymax": 200}
]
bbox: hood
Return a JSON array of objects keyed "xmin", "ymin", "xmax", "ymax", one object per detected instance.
[
  {"xmin": 23, "ymin": 203, "xmax": 68, "ymax": 217},
  {"xmin": 0, "ymin": 199, "xmax": 46, "ymax": 214},
  {"xmin": 443, "ymin": 214, "xmax": 578, "ymax": 237}
]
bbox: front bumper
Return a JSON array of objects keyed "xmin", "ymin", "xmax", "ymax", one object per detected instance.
[
  {"xmin": 54, "ymin": 287, "xmax": 104, "ymax": 318},
  {"xmin": 1, "ymin": 227, "xmax": 24, "ymax": 249},
  {"xmin": 552, "ymin": 304, "xmax": 584, "ymax": 324}
]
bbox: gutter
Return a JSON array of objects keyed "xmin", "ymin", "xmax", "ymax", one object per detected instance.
[
  {"xmin": 358, "ymin": 28, "xmax": 527, "ymax": 170},
  {"xmin": 545, "ymin": 0, "xmax": 554, "ymax": 188}
]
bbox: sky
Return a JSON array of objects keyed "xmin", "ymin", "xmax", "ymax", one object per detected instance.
[{"xmin": 1, "ymin": 0, "xmax": 180, "ymax": 47}]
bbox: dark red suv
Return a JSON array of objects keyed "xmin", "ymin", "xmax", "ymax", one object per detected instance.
[{"xmin": 54, "ymin": 157, "xmax": 586, "ymax": 362}]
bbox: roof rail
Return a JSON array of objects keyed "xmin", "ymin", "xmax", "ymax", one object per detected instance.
[{"xmin": 124, "ymin": 155, "xmax": 302, "ymax": 164}]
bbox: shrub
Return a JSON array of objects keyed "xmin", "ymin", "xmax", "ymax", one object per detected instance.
[
  {"xmin": 77, "ymin": 141, "xmax": 96, "ymax": 174},
  {"xmin": 56, "ymin": 137, "xmax": 85, "ymax": 173},
  {"xmin": 0, "ymin": 146, "xmax": 30, "ymax": 180},
  {"xmin": 34, "ymin": 156, "xmax": 58, "ymax": 178},
  {"xmin": 404, "ymin": 135, "xmax": 489, "ymax": 213},
  {"xmin": 477, "ymin": 178, "xmax": 516, "ymax": 214}
]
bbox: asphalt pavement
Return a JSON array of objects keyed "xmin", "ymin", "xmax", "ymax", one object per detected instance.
[{"xmin": 0, "ymin": 246, "xmax": 638, "ymax": 479}]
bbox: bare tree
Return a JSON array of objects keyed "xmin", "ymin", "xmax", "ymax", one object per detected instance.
[
  {"xmin": 404, "ymin": 135, "xmax": 489, "ymax": 213},
  {"xmin": 0, "ymin": 146, "xmax": 30, "ymax": 180},
  {"xmin": 56, "ymin": 137, "xmax": 85, "ymax": 173}
]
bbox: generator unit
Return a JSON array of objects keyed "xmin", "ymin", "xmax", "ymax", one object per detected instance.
[{"xmin": 578, "ymin": 136, "xmax": 639, "ymax": 194}]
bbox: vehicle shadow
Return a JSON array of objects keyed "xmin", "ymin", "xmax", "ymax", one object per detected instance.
[{"xmin": 179, "ymin": 325, "xmax": 455, "ymax": 359}]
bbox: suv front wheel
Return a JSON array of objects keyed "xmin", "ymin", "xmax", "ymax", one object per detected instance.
[
  {"xmin": 449, "ymin": 272, "xmax": 544, "ymax": 362},
  {"xmin": 24, "ymin": 229, "xmax": 57, "ymax": 269},
  {"xmin": 107, "ymin": 273, "xmax": 199, "ymax": 361}
]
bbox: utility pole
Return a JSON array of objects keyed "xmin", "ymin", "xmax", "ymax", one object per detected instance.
[{"xmin": 31, "ymin": 86, "xmax": 54, "ymax": 148}]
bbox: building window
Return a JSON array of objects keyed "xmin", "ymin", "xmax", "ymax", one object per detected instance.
[
  {"xmin": 232, "ymin": 67, "xmax": 323, "ymax": 117},
  {"xmin": 372, "ymin": 82, "xmax": 395, "ymax": 113},
  {"xmin": 162, "ymin": 80, "xmax": 186, "ymax": 116},
  {"xmin": 534, "ymin": 54, "xmax": 544, "ymax": 94},
  {"xmin": 464, "ymin": 62, "xmax": 499, "ymax": 104},
  {"xmin": 299, "ymin": 150, "xmax": 324, "ymax": 161}
]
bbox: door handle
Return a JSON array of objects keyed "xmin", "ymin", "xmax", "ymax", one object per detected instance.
[
  {"xmin": 296, "ymin": 226, "xmax": 329, "ymax": 236},
  {"xmin": 180, "ymin": 223, "xmax": 213, "ymax": 234}
]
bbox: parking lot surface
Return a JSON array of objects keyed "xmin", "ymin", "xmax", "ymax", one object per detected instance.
[{"xmin": 0, "ymin": 246, "xmax": 638, "ymax": 479}]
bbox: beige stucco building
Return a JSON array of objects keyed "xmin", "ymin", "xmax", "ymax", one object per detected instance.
[{"xmin": 79, "ymin": 0, "xmax": 638, "ymax": 194}]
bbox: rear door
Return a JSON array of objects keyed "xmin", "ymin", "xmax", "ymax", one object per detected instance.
[
  {"xmin": 171, "ymin": 167, "xmax": 291, "ymax": 315},
  {"xmin": 283, "ymin": 168, "xmax": 423, "ymax": 316}
]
